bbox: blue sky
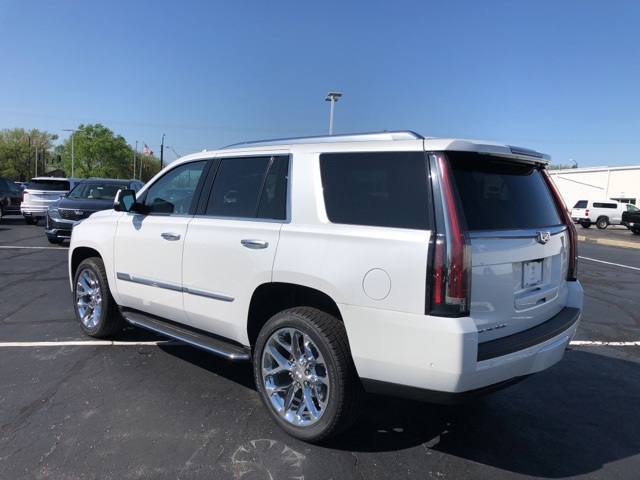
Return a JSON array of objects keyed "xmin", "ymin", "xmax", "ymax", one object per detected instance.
[{"xmin": 1, "ymin": 0, "xmax": 639, "ymax": 167}]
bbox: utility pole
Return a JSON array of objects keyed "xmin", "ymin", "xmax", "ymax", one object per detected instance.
[
  {"xmin": 134, "ymin": 141, "xmax": 138, "ymax": 179},
  {"xmin": 160, "ymin": 134, "xmax": 165, "ymax": 170}
]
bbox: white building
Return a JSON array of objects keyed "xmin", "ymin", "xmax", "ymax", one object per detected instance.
[{"xmin": 549, "ymin": 165, "xmax": 640, "ymax": 209}]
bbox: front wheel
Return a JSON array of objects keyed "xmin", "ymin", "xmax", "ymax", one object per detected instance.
[
  {"xmin": 596, "ymin": 217, "xmax": 609, "ymax": 229},
  {"xmin": 253, "ymin": 307, "xmax": 364, "ymax": 442},
  {"xmin": 73, "ymin": 257, "xmax": 125, "ymax": 338}
]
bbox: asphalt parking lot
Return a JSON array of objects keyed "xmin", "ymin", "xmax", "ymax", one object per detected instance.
[{"xmin": 1, "ymin": 217, "xmax": 639, "ymax": 480}]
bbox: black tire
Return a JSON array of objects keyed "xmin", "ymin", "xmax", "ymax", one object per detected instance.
[
  {"xmin": 24, "ymin": 217, "xmax": 37, "ymax": 225},
  {"xmin": 632, "ymin": 227, "xmax": 640, "ymax": 235},
  {"xmin": 253, "ymin": 307, "xmax": 365, "ymax": 442},
  {"xmin": 596, "ymin": 217, "xmax": 608, "ymax": 229},
  {"xmin": 73, "ymin": 257, "xmax": 125, "ymax": 338},
  {"xmin": 0, "ymin": 205, "xmax": 3, "ymax": 222},
  {"xmin": 47, "ymin": 236, "xmax": 64, "ymax": 245},
  {"xmin": 580, "ymin": 221, "xmax": 591, "ymax": 228}
]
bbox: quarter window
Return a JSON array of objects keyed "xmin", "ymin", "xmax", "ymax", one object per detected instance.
[{"xmin": 320, "ymin": 152, "xmax": 431, "ymax": 229}]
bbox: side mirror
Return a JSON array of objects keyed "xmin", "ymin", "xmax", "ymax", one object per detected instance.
[{"xmin": 114, "ymin": 189, "xmax": 137, "ymax": 212}]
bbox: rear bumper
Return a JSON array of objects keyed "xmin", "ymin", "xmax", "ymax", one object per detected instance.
[
  {"xmin": 21, "ymin": 206, "xmax": 48, "ymax": 217},
  {"xmin": 343, "ymin": 286, "xmax": 582, "ymax": 401}
]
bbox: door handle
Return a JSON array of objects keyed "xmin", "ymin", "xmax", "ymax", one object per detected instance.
[
  {"xmin": 241, "ymin": 239, "xmax": 269, "ymax": 250},
  {"xmin": 161, "ymin": 233, "xmax": 181, "ymax": 241}
]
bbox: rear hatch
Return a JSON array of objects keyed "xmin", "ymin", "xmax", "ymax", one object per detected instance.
[
  {"xmin": 570, "ymin": 200, "xmax": 588, "ymax": 221},
  {"xmin": 446, "ymin": 152, "xmax": 575, "ymax": 343},
  {"xmin": 23, "ymin": 179, "xmax": 72, "ymax": 209}
]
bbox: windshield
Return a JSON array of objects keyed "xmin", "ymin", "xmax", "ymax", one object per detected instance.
[{"xmin": 68, "ymin": 182, "xmax": 127, "ymax": 200}]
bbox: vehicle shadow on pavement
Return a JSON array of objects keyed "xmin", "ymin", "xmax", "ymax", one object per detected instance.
[{"xmin": 325, "ymin": 349, "xmax": 640, "ymax": 478}]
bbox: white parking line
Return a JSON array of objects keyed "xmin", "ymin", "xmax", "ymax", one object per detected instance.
[
  {"xmin": 0, "ymin": 246, "xmax": 65, "ymax": 250},
  {"xmin": 579, "ymin": 256, "xmax": 640, "ymax": 271},
  {"xmin": 0, "ymin": 340, "xmax": 638, "ymax": 348}
]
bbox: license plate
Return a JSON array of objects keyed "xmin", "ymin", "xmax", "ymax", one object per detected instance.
[{"xmin": 523, "ymin": 260, "xmax": 543, "ymax": 287}]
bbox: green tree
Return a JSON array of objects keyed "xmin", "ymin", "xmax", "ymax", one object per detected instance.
[
  {"xmin": 0, "ymin": 128, "xmax": 58, "ymax": 180},
  {"xmin": 60, "ymin": 124, "xmax": 160, "ymax": 181}
]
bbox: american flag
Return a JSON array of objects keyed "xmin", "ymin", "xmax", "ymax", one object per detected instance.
[{"xmin": 143, "ymin": 143, "xmax": 153, "ymax": 155}]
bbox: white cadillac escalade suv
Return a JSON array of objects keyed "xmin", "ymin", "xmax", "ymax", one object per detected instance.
[{"xmin": 69, "ymin": 131, "xmax": 583, "ymax": 442}]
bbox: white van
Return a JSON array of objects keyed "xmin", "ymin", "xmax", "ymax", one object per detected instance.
[{"xmin": 570, "ymin": 199, "xmax": 633, "ymax": 229}]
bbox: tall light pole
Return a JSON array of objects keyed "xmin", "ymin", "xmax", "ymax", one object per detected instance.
[
  {"xmin": 165, "ymin": 146, "xmax": 180, "ymax": 159},
  {"xmin": 325, "ymin": 92, "xmax": 342, "ymax": 135},
  {"xmin": 62, "ymin": 128, "xmax": 84, "ymax": 178}
]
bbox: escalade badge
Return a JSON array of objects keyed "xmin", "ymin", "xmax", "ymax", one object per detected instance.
[{"xmin": 537, "ymin": 231, "xmax": 551, "ymax": 244}]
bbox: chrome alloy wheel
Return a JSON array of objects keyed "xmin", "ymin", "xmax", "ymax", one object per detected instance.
[
  {"xmin": 75, "ymin": 267, "xmax": 103, "ymax": 329},
  {"xmin": 261, "ymin": 327, "xmax": 330, "ymax": 427}
]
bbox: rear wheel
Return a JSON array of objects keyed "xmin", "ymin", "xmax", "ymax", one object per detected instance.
[
  {"xmin": 596, "ymin": 217, "xmax": 609, "ymax": 229},
  {"xmin": 253, "ymin": 307, "xmax": 364, "ymax": 442},
  {"xmin": 24, "ymin": 216, "xmax": 37, "ymax": 225},
  {"xmin": 632, "ymin": 227, "xmax": 640, "ymax": 235},
  {"xmin": 580, "ymin": 221, "xmax": 591, "ymax": 228},
  {"xmin": 73, "ymin": 257, "xmax": 125, "ymax": 338}
]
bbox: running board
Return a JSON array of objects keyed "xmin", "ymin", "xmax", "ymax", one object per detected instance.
[{"xmin": 121, "ymin": 310, "xmax": 251, "ymax": 361}]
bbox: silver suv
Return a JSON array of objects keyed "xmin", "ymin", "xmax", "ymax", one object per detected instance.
[
  {"xmin": 21, "ymin": 177, "xmax": 81, "ymax": 224},
  {"xmin": 69, "ymin": 131, "xmax": 583, "ymax": 441}
]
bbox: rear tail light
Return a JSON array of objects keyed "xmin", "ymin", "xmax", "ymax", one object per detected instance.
[
  {"xmin": 542, "ymin": 170, "xmax": 578, "ymax": 280},
  {"xmin": 429, "ymin": 155, "xmax": 471, "ymax": 317},
  {"xmin": 585, "ymin": 209, "xmax": 589, "ymax": 217}
]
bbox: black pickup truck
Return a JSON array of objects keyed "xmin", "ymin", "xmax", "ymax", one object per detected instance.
[{"xmin": 622, "ymin": 208, "xmax": 640, "ymax": 234}]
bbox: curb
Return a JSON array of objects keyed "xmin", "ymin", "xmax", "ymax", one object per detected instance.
[{"xmin": 577, "ymin": 235, "xmax": 640, "ymax": 250}]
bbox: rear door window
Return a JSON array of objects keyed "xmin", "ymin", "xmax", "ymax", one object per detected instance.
[
  {"xmin": 448, "ymin": 152, "xmax": 561, "ymax": 231},
  {"xmin": 204, "ymin": 155, "xmax": 288, "ymax": 220},
  {"xmin": 573, "ymin": 200, "xmax": 588, "ymax": 208}
]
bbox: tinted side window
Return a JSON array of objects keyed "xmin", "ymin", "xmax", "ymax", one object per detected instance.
[
  {"xmin": 144, "ymin": 161, "xmax": 207, "ymax": 215},
  {"xmin": 449, "ymin": 152, "xmax": 561, "ymax": 231},
  {"xmin": 206, "ymin": 156, "xmax": 272, "ymax": 218},
  {"xmin": 320, "ymin": 152, "xmax": 431, "ymax": 229},
  {"xmin": 257, "ymin": 156, "xmax": 289, "ymax": 220},
  {"xmin": 593, "ymin": 202, "xmax": 617, "ymax": 209}
]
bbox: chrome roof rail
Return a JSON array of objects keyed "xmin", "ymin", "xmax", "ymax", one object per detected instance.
[{"xmin": 221, "ymin": 130, "xmax": 425, "ymax": 149}]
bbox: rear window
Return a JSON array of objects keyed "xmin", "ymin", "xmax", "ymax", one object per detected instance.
[
  {"xmin": 573, "ymin": 200, "xmax": 588, "ymax": 208},
  {"xmin": 448, "ymin": 152, "xmax": 561, "ymax": 231},
  {"xmin": 27, "ymin": 179, "xmax": 71, "ymax": 191},
  {"xmin": 320, "ymin": 152, "xmax": 431, "ymax": 230}
]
